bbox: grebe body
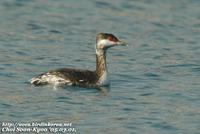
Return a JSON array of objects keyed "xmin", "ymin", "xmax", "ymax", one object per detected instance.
[{"xmin": 30, "ymin": 33, "xmax": 126, "ymax": 87}]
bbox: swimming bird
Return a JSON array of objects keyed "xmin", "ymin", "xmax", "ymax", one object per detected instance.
[{"xmin": 30, "ymin": 33, "xmax": 127, "ymax": 87}]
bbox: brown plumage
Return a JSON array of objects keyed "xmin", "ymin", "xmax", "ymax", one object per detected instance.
[
  {"xmin": 30, "ymin": 33, "xmax": 127, "ymax": 88},
  {"xmin": 31, "ymin": 68, "xmax": 97, "ymax": 87}
]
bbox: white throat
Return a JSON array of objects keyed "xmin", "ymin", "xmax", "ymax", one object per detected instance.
[{"xmin": 98, "ymin": 69, "xmax": 109, "ymax": 86}]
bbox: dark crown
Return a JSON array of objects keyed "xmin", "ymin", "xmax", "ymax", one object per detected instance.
[{"xmin": 96, "ymin": 33, "xmax": 119, "ymax": 43}]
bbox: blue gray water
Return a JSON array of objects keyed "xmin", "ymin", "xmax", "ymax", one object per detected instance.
[{"xmin": 0, "ymin": 0, "xmax": 200, "ymax": 133}]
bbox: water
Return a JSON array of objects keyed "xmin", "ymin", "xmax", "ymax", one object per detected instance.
[{"xmin": 0, "ymin": 0, "xmax": 199, "ymax": 133}]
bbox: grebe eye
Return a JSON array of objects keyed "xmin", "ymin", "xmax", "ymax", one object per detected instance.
[{"xmin": 108, "ymin": 36, "xmax": 113, "ymax": 41}]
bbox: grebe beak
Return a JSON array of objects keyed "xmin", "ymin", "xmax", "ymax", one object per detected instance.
[{"xmin": 116, "ymin": 41, "xmax": 128, "ymax": 46}]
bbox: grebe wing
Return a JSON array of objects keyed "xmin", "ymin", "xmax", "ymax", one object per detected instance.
[{"xmin": 48, "ymin": 68, "xmax": 97, "ymax": 83}]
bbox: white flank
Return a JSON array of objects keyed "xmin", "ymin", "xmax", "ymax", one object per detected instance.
[{"xmin": 30, "ymin": 73, "xmax": 72, "ymax": 86}]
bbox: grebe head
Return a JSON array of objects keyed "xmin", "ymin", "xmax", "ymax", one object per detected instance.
[{"xmin": 96, "ymin": 33, "xmax": 127, "ymax": 50}]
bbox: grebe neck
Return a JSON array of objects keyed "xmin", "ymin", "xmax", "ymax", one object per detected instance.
[{"xmin": 95, "ymin": 49, "xmax": 109, "ymax": 85}]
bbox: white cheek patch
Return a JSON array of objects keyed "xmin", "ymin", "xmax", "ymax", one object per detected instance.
[{"xmin": 97, "ymin": 39, "xmax": 115, "ymax": 49}]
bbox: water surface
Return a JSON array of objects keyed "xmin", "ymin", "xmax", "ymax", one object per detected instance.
[{"xmin": 0, "ymin": 0, "xmax": 199, "ymax": 133}]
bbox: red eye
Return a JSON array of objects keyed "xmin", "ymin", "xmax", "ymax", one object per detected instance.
[{"xmin": 108, "ymin": 36, "xmax": 113, "ymax": 41}]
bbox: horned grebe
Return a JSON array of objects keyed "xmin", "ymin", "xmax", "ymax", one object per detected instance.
[{"xmin": 30, "ymin": 33, "xmax": 127, "ymax": 87}]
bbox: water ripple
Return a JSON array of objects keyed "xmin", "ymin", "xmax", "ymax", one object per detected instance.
[{"xmin": 0, "ymin": 0, "xmax": 199, "ymax": 133}]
